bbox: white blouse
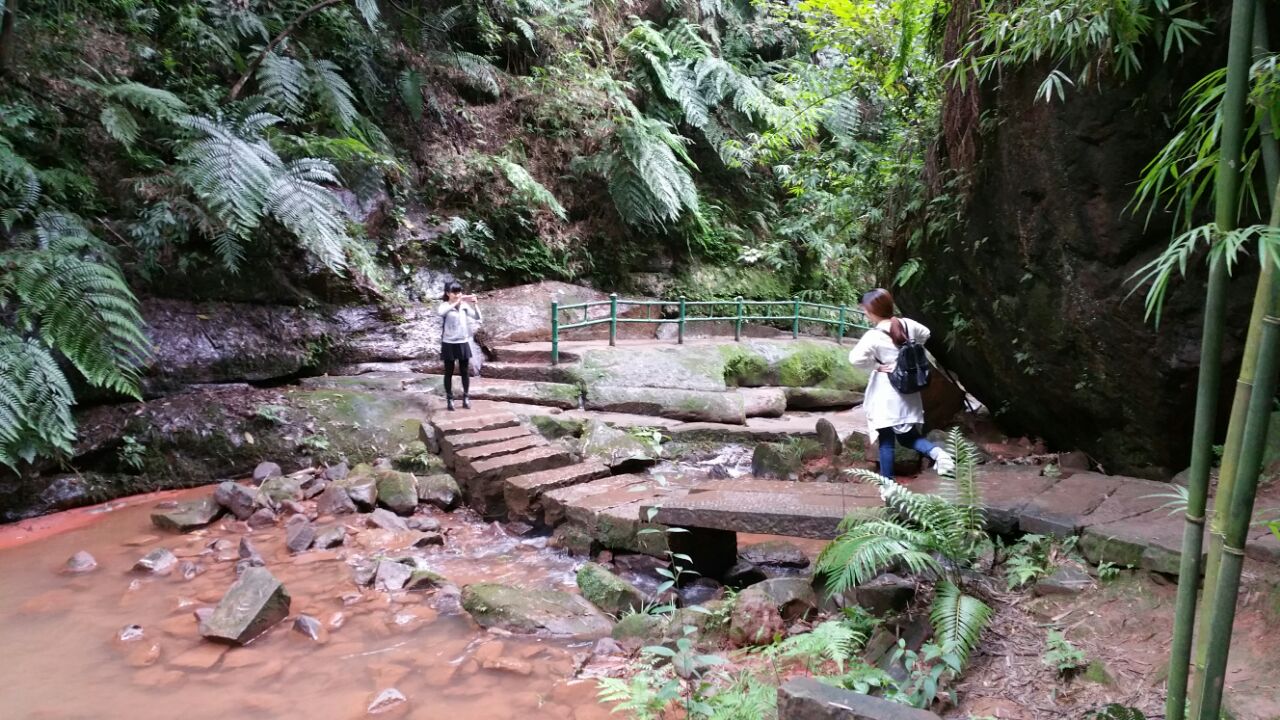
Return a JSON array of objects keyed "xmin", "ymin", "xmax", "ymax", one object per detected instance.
[{"xmin": 848, "ymin": 318, "xmax": 931, "ymax": 437}]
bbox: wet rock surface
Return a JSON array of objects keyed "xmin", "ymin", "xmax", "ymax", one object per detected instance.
[
  {"xmin": 64, "ymin": 551, "xmax": 98, "ymax": 574},
  {"xmin": 575, "ymin": 562, "xmax": 645, "ymax": 616},
  {"xmin": 150, "ymin": 497, "xmax": 223, "ymax": 532},
  {"xmin": 199, "ymin": 567, "xmax": 291, "ymax": 645},
  {"xmin": 461, "ymin": 583, "xmax": 613, "ymax": 639},
  {"xmin": 133, "ymin": 548, "xmax": 178, "ymax": 575}
]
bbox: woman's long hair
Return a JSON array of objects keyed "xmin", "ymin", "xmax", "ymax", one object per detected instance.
[
  {"xmin": 861, "ymin": 288, "xmax": 907, "ymax": 346},
  {"xmin": 441, "ymin": 280, "xmax": 463, "ymax": 301}
]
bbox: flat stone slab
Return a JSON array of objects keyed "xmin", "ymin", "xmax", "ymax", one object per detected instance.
[
  {"xmin": 643, "ymin": 488, "xmax": 880, "ymax": 539},
  {"xmin": 542, "ymin": 474, "xmax": 656, "ymax": 526},
  {"xmin": 414, "ymin": 375, "xmax": 581, "ymax": 409},
  {"xmin": 1080, "ymin": 507, "xmax": 1190, "ymax": 573},
  {"xmin": 151, "ymin": 497, "xmax": 223, "ymax": 532},
  {"xmin": 1078, "ymin": 476, "xmax": 1174, "ymax": 527},
  {"xmin": 783, "ymin": 386, "xmax": 864, "ymax": 410},
  {"xmin": 462, "ymin": 446, "xmax": 575, "ymax": 518},
  {"xmin": 430, "ymin": 411, "xmax": 520, "ymax": 437},
  {"xmin": 504, "ymin": 461, "xmax": 611, "ymax": 521},
  {"xmin": 1019, "ymin": 472, "xmax": 1124, "ymax": 537},
  {"xmin": 778, "ymin": 677, "xmax": 941, "ymax": 720},
  {"xmin": 584, "ymin": 385, "xmax": 746, "ymax": 425},
  {"xmin": 439, "ymin": 424, "xmax": 532, "ymax": 465},
  {"xmin": 199, "ymin": 567, "xmax": 291, "ymax": 645},
  {"xmin": 461, "ymin": 583, "xmax": 612, "ymax": 640},
  {"xmin": 689, "ymin": 479, "xmax": 880, "ymax": 498}
]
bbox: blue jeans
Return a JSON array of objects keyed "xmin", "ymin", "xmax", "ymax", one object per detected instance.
[{"xmin": 877, "ymin": 427, "xmax": 936, "ymax": 479}]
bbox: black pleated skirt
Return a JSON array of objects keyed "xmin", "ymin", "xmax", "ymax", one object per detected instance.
[{"xmin": 441, "ymin": 341, "xmax": 472, "ymax": 362}]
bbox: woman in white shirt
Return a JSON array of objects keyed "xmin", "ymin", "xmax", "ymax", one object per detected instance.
[
  {"xmin": 848, "ymin": 288, "xmax": 954, "ymax": 478},
  {"xmin": 437, "ymin": 281, "xmax": 482, "ymax": 411}
]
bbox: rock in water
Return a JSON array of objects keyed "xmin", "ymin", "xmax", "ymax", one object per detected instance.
[
  {"xmin": 375, "ymin": 470, "xmax": 419, "ymax": 516},
  {"xmin": 214, "ymin": 481, "xmax": 258, "ymax": 520},
  {"xmin": 252, "ymin": 461, "xmax": 282, "ymax": 485},
  {"xmin": 816, "ymin": 418, "xmax": 842, "ymax": 457},
  {"xmin": 316, "ymin": 484, "xmax": 357, "ymax": 516},
  {"xmin": 179, "ymin": 561, "xmax": 205, "ymax": 581},
  {"xmin": 367, "ymin": 688, "xmax": 407, "ymax": 715},
  {"xmin": 199, "ymin": 567, "xmax": 291, "ymax": 645},
  {"xmin": 405, "ymin": 569, "xmax": 447, "ymax": 591},
  {"xmin": 461, "ymin": 583, "xmax": 613, "ymax": 639},
  {"xmin": 151, "ymin": 497, "xmax": 223, "ymax": 532},
  {"xmin": 257, "ymin": 476, "xmax": 303, "ymax": 507},
  {"xmin": 247, "ymin": 508, "xmax": 277, "ymax": 528},
  {"xmin": 133, "ymin": 548, "xmax": 178, "ymax": 575},
  {"xmin": 285, "ymin": 522, "xmax": 316, "ymax": 554},
  {"xmin": 575, "ymin": 562, "xmax": 645, "ymax": 616},
  {"xmin": 368, "ymin": 508, "xmax": 410, "ymax": 532},
  {"xmin": 407, "ymin": 515, "xmax": 440, "ymax": 532},
  {"xmin": 63, "ymin": 551, "xmax": 98, "ymax": 574},
  {"xmin": 374, "ymin": 560, "xmax": 413, "ymax": 592},
  {"xmin": 238, "ymin": 537, "xmax": 263, "ymax": 562},
  {"xmin": 339, "ymin": 468, "xmax": 379, "ymax": 510},
  {"xmin": 751, "ymin": 443, "xmax": 801, "ymax": 480},
  {"xmin": 580, "ymin": 420, "xmax": 659, "ymax": 472},
  {"xmin": 740, "ymin": 540, "xmax": 811, "ymax": 569},
  {"xmin": 292, "ymin": 614, "xmax": 326, "ymax": 642},
  {"xmin": 416, "ymin": 474, "xmax": 461, "ymax": 511},
  {"xmin": 312, "ymin": 526, "xmax": 346, "ymax": 549}
]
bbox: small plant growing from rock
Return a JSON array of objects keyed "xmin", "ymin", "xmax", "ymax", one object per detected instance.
[
  {"xmin": 1096, "ymin": 560, "xmax": 1122, "ymax": 581},
  {"xmin": 1043, "ymin": 629, "xmax": 1087, "ymax": 676},
  {"xmin": 254, "ymin": 404, "xmax": 289, "ymax": 424},
  {"xmin": 118, "ymin": 434, "xmax": 147, "ymax": 471}
]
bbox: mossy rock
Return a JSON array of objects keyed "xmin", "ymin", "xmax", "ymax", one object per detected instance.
[
  {"xmin": 576, "ymin": 562, "xmax": 646, "ymax": 616},
  {"xmin": 461, "ymin": 583, "xmax": 613, "ymax": 639},
  {"xmin": 1083, "ymin": 660, "xmax": 1113, "ymax": 686},
  {"xmin": 405, "ymin": 569, "xmax": 448, "ymax": 591},
  {"xmin": 392, "ymin": 440, "xmax": 444, "ymax": 473},
  {"xmin": 611, "ymin": 612, "xmax": 668, "ymax": 648},
  {"xmin": 720, "ymin": 340, "xmax": 868, "ymax": 392},
  {"xmin": 257, "ymin": 476, "xmax": 303, "ymax": 506},
  {"xmin": 374, "ymin": 469, "xmax": 419, "ymax": 515},
  {"xmin": 580, "ymin": 420, "xmax": 659, "ymax": 471},
  {"xmin": 530, "ymin": 414, "xmax": 588, "ymax": 440},
  {"xmin": 574, "ymin": 345, "xmax": 728, "ymax": 392},
  {"xmin": 666, "ymin": 600, "xmax": 730, "ymax": 644},
  {"xmin": 417, "ymin": 473, "xmax": 461, "ymax": 510}
]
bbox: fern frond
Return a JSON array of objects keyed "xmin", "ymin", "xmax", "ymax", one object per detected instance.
[
  {"xmin": 95, "ymin": 81, "xmax": 188, "ymax": 120},
  {"xmin": 493, "ymin": 157, "xmax": 567, "ymax": 219},
  {"xmin": 0, "ymin": 135, "xmax": 41, "ymax": 216},
  {"xmin": 0, "ymin": 330, "xmax": 77, "ymax": 468},
  {"xmin": 817, "ymin": 521, "xmax": 942, "ymax": 594},
  {"xmin": 769, "ymin": 618, "xmax": 865, "ymax": 672},
  {"xmin": 425, "ymin": 50, "xmax": 500, "ymax": 98},
  {"xmin": 664, "ymin": 19, "xmax": 711, "ymax": 59},
  {"xmin": 258, "ymin": 53, "xmax": 310, "ymax": 117},
  {"xmin": 929, "ymin": 581, "xmax": 992, "ymax": 663},
  {"xmin": 398, "ymin": 69, "xmax": 425, "ymax": 121},
  {"xmin": 941, "ymin": 427, "xmax": 987, "ymax": 545},
  {"xmin": 353, "ymin": 0, "xmax": 380, "ymax": 27},
  {"xmin": 309, "ymin": 59, "xmax": 360, "ymax": 132},
  {"xmin": 99, "ymin": 104, "xmax": 141, "ymax": 146},
  {"xmin": 266, "ymin": 159, "xmax": 351, "ymax": 271},
  {"xmin": 2, "ymin": 213, "xmax": 150, "ymax": 400}
]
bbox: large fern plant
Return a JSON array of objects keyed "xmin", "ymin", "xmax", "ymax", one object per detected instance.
[
  {"xmin": 817, "ymin": 428, "xmax": 993, "ymax": 664},
  {"xmin": 0, "ymin": 213, "xmax": 151, "ymax": 468}
]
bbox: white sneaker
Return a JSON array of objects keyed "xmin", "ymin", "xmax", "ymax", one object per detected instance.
[{"xmin": 933, "ymin": 450, "xmax": 955, "ymax": 476}]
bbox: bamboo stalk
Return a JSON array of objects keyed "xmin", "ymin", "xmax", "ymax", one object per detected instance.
[
  {"xmin": 1194, "ymin": 312, "xmax": 1280, "ymax": 720},
  {"xmin": 1186, "ymin": 5, "xmax": 1273, "ymax": 715},
  {"xmin": 1169, "ymin": 2, "xmax": 1258, "ymax": 718}
]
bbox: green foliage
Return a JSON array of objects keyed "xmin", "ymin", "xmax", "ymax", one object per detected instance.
[
  {"xmin": 1004, "ymin": 533, "xmax": 1054, "ymax": 589},
  {"xmin": 118, "ymin": 434, "xmax": 148, "ymax": 471},
  {"xmin": 1087, "ymin": 706, "xmax": 1146, "ymax": 720},
  {"xmin": 763, "ymin": 617, "xmax": 868, "ymax": 672},
  {"xmin": 490, "ymin": 156, "xmax": 567, "ymax": 220},
  {"xmin": 1043, "ymin": 630, "xmax": 1088, "ymax": 675},
  {"xmin": 951, "ymin": 0, "xmax": 1207, "ymax": 103}
]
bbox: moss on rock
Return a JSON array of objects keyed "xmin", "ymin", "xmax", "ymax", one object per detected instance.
[{"xmin": 576, "ymin": 562, "xmax": 646, "ymax": 616}]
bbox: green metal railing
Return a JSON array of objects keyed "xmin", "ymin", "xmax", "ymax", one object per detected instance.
[{"xmin": 549, "ymin": 294, "xmax": 872, "ymax": 364}]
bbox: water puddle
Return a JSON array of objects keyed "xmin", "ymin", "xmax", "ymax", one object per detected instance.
[{"xmin": 0, "ymin": 489, "xmax": 614, "ymax": 720}]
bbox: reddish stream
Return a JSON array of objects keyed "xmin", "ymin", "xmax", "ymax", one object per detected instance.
[{"xmin": 0, "ymin": 488, "xmax": 614, "ymax": 720}]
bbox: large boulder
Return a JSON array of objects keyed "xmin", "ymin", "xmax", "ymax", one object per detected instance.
[
  {"xmin": 729, "ymin": 578, "xmax": 818, "ymax": 647},
  {"xmin": 580, "ymin": 421, "xmax": 659, "ymax": 471},
  {"xmin": 902, "ymin": 4, "xmax": 1241, "ymax": 477},
  {"xmin": 720, "ymin": 340, "xmax": 869, "ymax": 392},
  {"xmin": 199, "ymin": 567, "xmax": 291, "ymax": 645},
  {"xmin": 576, "ymin": 562, "xmax": 645, "ymax": 616},
  {"xmin": 417, "ymin": 474, "xmax": 461, "ymax": 510},
  {"xmin": 461, "ymin": 583, "xmax": 613, "ymax": 639}
]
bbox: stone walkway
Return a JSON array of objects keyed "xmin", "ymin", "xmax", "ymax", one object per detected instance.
[{"xmin": 422, "ymin": 401, "xmax": 1280, "ymax": 579}]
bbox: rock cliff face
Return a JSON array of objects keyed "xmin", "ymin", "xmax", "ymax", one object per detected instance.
[{"xmin": 904, "ymin": 9, "xmax": 1247, "ymax": 478}]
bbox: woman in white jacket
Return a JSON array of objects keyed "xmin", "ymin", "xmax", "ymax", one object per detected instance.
[
  {"xmin": 437, "ymin": 281, "xmax": 482, "ymax": 410},
  {"xmin": 848, "ymin": 288, "xmax": 954, "ymax": 478}
]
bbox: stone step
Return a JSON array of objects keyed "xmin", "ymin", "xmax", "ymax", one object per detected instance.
[
  {"xmin": 461, "ymin": 446, "xmax": 577, "ymax": 519},
  {"xmin": 430, "ymin": 411, "xmax": 520, "ymax": 437},
  {"xmin": 453, "ymin": 434, "xmax": 549, "ymax": 479},
  {"xmin": 440, "ymin": 424, "xmax": 536, "ymax": 466},
  {"xmin": 481, "ymin": 362, "xmax": 580, "ymax": 384},
  {"xmin": 504, "ymin": 461, "xmax": 612, "ymax": 523},
  {"xmin": 414, "ymin": 375, "xmax": 581, "ymax": 410},
  {"xmin": 491, "ymin": 346, "xmax": 581, "ymax": 364}
]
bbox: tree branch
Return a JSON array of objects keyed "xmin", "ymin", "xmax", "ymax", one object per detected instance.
[{"xmin": 226, "ymin": 0, "xmax": 343, "ymax": 102}]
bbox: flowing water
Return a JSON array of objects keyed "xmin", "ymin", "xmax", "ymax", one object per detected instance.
[{"xmin": 0, "ymin": 489, "xmax": 617, "ymax": 720}]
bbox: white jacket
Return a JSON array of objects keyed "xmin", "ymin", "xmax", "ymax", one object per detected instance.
[
  {"xmin": 437, "ymin": 301, "xmax": 481, "ymax": 344},
  {"xmin": 848, "ymin": 318, "xmax": 931, "ymax": 436}
]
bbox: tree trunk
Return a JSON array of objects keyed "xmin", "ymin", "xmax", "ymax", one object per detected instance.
[{"xmin": 0, "ymin": 0, "xmax": 19, "ymax": 75}]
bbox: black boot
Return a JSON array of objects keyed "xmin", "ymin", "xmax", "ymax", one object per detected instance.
[
  {"xmin": 446, "ymin": 394, "xmax": 455, "ymax": 411},
  {"xmin": 462, "ymin": 393, "xmax": 471, "ymax": 409}
]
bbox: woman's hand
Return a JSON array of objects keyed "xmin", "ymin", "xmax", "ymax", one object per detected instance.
[{"xmin": 877, "ymin": 363, "xmax": 894, "ymax": 373}]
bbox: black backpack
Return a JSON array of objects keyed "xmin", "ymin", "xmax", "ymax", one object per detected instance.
[{"xmin": 881, "ymin": 324, "xmax": 930, "ymax": 394}]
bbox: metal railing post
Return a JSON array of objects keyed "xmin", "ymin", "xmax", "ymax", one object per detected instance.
[
  {"xmin": 678, "ymin": 296, "xmax": 686, "ymax": 345},
  {"xmin": 837, "ymin": 304, "xmax": 847, "ymax": 344},
  {"xmin": 792, "ymin": 298, "xmax": 801, "ymax": 338},
  {"xmin": 550, "ymin": 301, "xmax": 559, "ymax": 365},
  {"xmin": 734, "ymin": 296, "xmax": 743, "ymax": 341},
  {"xmin": 609, "ymin": 293, "xmax": 618, "ymax": 347}
]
